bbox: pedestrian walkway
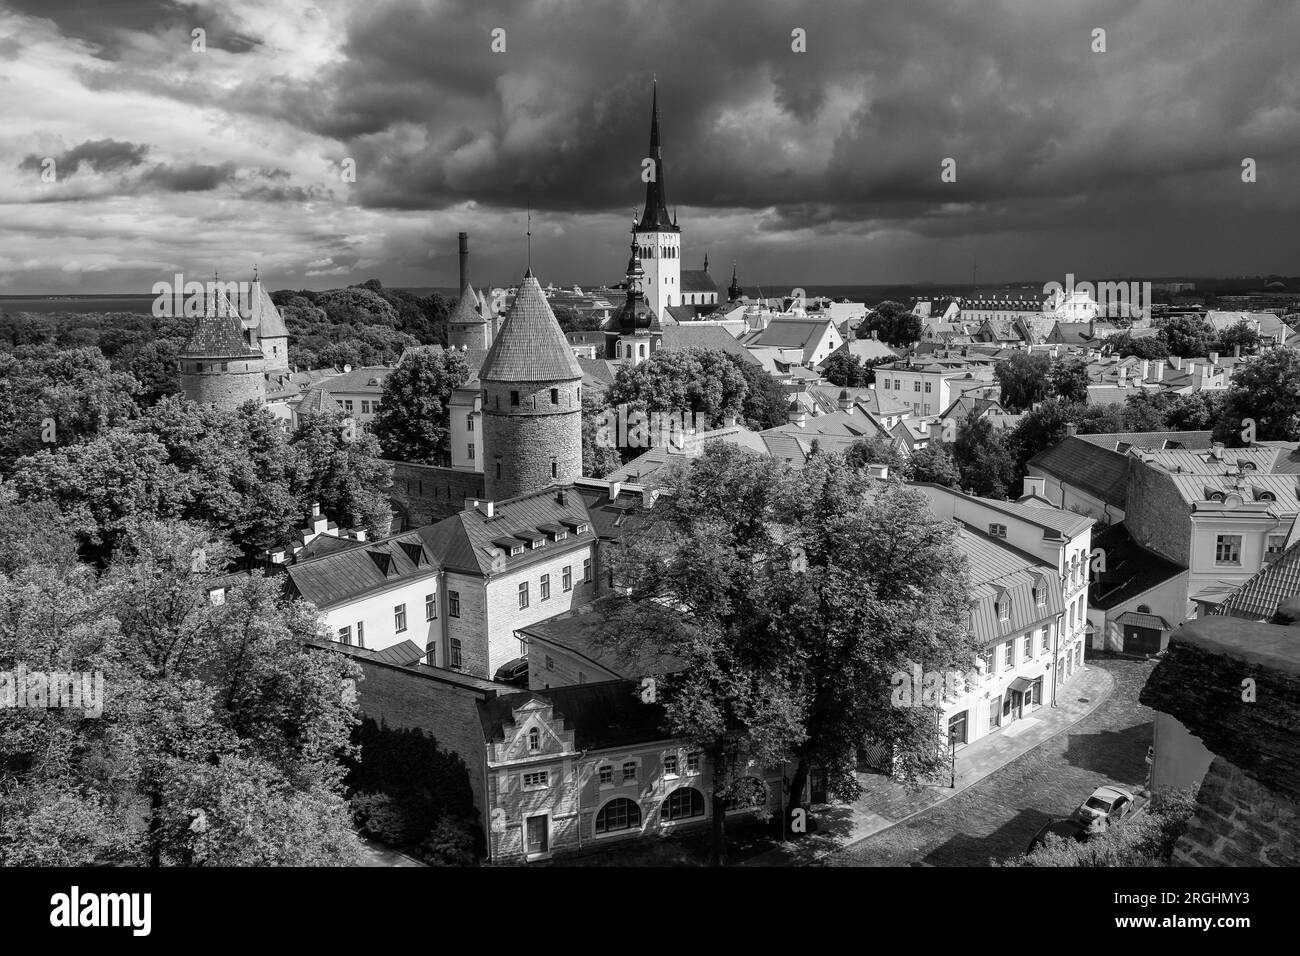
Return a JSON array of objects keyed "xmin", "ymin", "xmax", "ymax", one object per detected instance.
[
  {"xmin": 741, "ymin": 664, "xmax": 1114, "ymax": 866},
  {"xmin": 353, "ymin": 831, "xmax": 426, "ymax": 867}
]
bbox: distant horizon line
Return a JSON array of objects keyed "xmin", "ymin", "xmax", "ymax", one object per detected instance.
[{"xmin": 3, "ymin": 274, "xmax": 1295, "ymax": 300}]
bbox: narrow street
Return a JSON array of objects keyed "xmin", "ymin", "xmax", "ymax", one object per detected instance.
[{"xmin": 824, "ymin": 658, "xmax": 1156, "ymax": 866}]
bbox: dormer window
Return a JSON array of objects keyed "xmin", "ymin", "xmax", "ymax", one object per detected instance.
[
  {"xmin": 530, "ymin": 538, "xmax": 543, "ymax": 550},
  {"xmin": 989, "ymin": 523, "xmax": 1008, "ymax": 538},
  {"xmin": 528, "ymin": 728, "xmax": 540, "ymax": 751},
  {"xmin": 511, "ymin": 544, "xmax": 524, "ymax": 556}
]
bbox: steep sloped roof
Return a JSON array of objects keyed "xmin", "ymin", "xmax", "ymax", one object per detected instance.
[
  {"xmin": 249, "ymin": 281, "xmax": 288, "ymax": 338},
  {"xmin": 181, "ymin": 288, "xmax": 263, "ymax": 359},
  {"xmin": 1211, "ymin": 539, "xmax": 1300, "ymax": 621},
  {"xmin": 478, "ymin": 272, "xmax": 583, "ymax": 382},
  {"xmin": 1028, "ymin": 436, "xmax": 1130, "ymax": 508},
  {"xmin": 286, "ymin": 531, "xmax": 436, "ymax": 608},
  {"xmin": 680, "ymin": 270, "xmax": 717, "ymax": 293}
]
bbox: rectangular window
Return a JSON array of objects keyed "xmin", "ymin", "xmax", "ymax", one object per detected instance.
[
  {"xmin": 1267, "ymin": 534, "xmax": 1287, "ymax": 555},
  {"xmin": 425, "ymin": 593, "xmax": 436, "ymax": 621},
  {"xmin": 989, "ymin": 523, "xmax": 1007, "ymax": 538},
  {"xmin": 1004, "ymin": 643, "xmax": 1014, "ymax": 670},
  {"xmin": 394, "ymin": 604, "xmax": 407, "ymax": 632},
  {"xmin": 468, "ymin": 442, "xmax": 475, "ymax": 461},
  {"xmin": 540, "ymin": 574, "xmax": 550, "ymax": 601},
  {"xmin": 599, "ymin": 765, "xmax": 613, "ymax": 785},
  {"xmin": 1023, "ymin": 634, "xmax": 1032, "ymax": 658},
  {"xmin": 948, "ymin": 710, "xmax": 968, "ymax": 746},
  {"xmin": 583, "ymin": 558, "xmax": 592, "ymax": 583},
  {"xmin": 337, "ymin": 625, "xmax": 352, "ymax": 645},
  {"xmin": 622, "ymin": 761, "xmax": 637, "ymax": 782},
  {"xmin": 356, "ymin": 621, "xmax": 365, "ymax": 648},
  {"xmin": 545, "ymin": 655, "xmax": 554, "ymax": 671},
  {"xmin": 883, "ymin": 379, "xmax": 890, "ymax": 389},
  {"xmin": 981, "ymin": 650, "xmax": 994, "ymax": 675},
  {"xmin": 989, "ymin": 696, "xmax": 1002, "ymax": 730},
  {"xmin": 522, "ymin": 771, "xmax": 548, "ymax": 789},
  {"xmin": 360, "ymin": 400, "xmax": 371, "ymax": 414},
  {"xmin": 1215, "ymin": 534, "xmax": 1242, "ymax": 565},
  {"xmin": 518, "ymin": 582, "xmax": 529, "ymax": 609},
  {"xmin": 686, "ymin": 752, "xmax": 700, "ymax": 773},
  {"xmin": 894, "ymin": 379, "xmax": 901, "ymax": 390},
  {"xmin": 466, "ymin": 414, "xmax": 474, "ymax": 431},
  {"xmin": 562, "ymin": 566, "xmax": 573, "ymax": 591},
  {"xmin": 342, "ymin": 400, "xmax": 354, "ymax": 412},
  {"xmin": 914, "ymin": 381, "xmax": 921, "ymax": 392},
  {"xmin": 448, "ymin": 591, "xmax": 460, "ymax": 617},
  {"xmin": 664, "ymin": 754, "xmax": 679, "ymax": 775},
  {"xmin": 924, "ymin": 381, "xmax": 932, "ymax": 393},
  {"xmin": 1041, "ymin": 630, "xmax": 1050, "ymax": 654},
  {"xmin": 449, "ymin": 638, "xmax": 462, "ymax": 669}
]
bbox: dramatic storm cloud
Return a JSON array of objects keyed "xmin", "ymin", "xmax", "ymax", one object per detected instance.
[{"xmin": 1, "ymin": 0, "xmax": 1298, "ymax": 292}]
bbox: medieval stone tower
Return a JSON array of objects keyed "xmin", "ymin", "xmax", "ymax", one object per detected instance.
[
  {"xmin": 479, "ymin": 269, "xmax": 583, "ymax": 500},
  {"xmin": 178, "ymin": 284, "xmax": 267, "ymax": 408},
  {"xmin": 448, "ymin": 232, "xmax": 492, "ymax": 350}
]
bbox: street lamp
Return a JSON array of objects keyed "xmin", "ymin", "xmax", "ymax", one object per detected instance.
[{"xmin": 950, "ymin": 735, "xmax": 956, "ymax": 789}]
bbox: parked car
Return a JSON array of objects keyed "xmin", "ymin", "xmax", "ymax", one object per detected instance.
[
  {"xmin": 1026, "ymin": 818, "xmax": 1088, "ymax": 854},
  {"xmin": 494, "ymin": 657, "xmax": 529, "ymax": 687},
  {"xmin": 1071, "ymin": 785, "xmax": 1135, "ymax": 832}
]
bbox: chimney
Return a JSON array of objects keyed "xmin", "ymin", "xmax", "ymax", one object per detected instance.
[
  {"xmin": 1234, "ymin": 344, "xmax": 1242, "ymax": 358},
  {"xmin": 609, "ymin": 480, "xmax": 622, "ymax": 501},
  {"xmin": 722, "ymin": 415, "xmax": 737, "ymax": 428},
  {"xmin": 483, "ymin": 500, "xmax": 494, "ymax": 518},
  {"xmin": 458, "ymin": 232, "xmax": 469, "ymax": 290},
  {"xmin": 557, "ymin": 488, "xmax": 567, "ymax": 505},
  {"xmin": 1023, "ymin": 476, "xmax": 1047, "ymax": 499},
  {"xmin": 267, "ymin": 549, "xmax": 286, "ymax": 564},
  {"xmin": 1209, "ymin": 351, "xmax": 1220, "ymax": 366},
  {"xmin": 1139, "ymin": 359, "xmax": 1149, "ymax": 380},
  {"xmin": 1117, "ymin": 366, "xmax": 1127, "ymax": 384},
  {"xmin": 465, "ymin": 497, "xmax": 479, "ymax": 512},
  {"xmin": 1153, "ymin": 362, "xmax": 1164, "ymax": 381},
  {"xmin": 1172, "ymin": 355, "xmax": 1183, "ymax": 370},
  {"xmin": 311, "ymin": 502, "xmax": 321, "ymax": 518},
  {"xmin": 351, "ymin": 527, "xmax": 367, "ymax": 542},
  {"xmin": 1065, "ymin": 422, "xmax": 1078, "ymax": 437}
]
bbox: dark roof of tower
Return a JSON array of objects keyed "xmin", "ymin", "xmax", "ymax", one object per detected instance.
[
  {"xmin": 478, "ymin": 272, "xmax": 583, "ymax": 382},
  {"xmin": 180, "ymin": 287, "xmax": 264, "ymax": 360},
  {"xmin": 636, "ymin": 83, "xmax": 679, "ymax": 234},
  {"xmin": 249, "ymin": 281, "xmax": 288, "ymax": 338},
  {"xmin": 448, "ymin": 280, "xmax": 486, "ymax": 327}
]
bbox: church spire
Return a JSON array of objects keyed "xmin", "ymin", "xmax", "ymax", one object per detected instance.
[
  {"xmin": 728, "ymin": 261, "xmax": 742, "ymax": 302},
  {"xmin": 637, "ymin": 80, "xmax": 679, "ymax": 233}
]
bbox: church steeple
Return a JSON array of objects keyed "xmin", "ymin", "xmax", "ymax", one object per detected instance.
[
  {"xmin": 637, "ymin": 81, "xmax": 679, "ymax": 233},
  {"xmin": 728, "ymin": 262, "xmax": 742, "ymax": 302}
]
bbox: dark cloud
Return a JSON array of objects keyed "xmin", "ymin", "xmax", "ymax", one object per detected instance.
[
  {"xmin": 19, "ymin": 138, "xmax": 150, "ymax": 176},
  {"xmin": 139, "ymin": 161, "xmax": 237, "ymax": 192}
]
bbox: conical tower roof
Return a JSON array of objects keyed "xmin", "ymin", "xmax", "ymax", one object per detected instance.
[
  {"xmin": 181, "ymin": 285, "xmax": 263, "ymax": 359},
  {"xmin": 636, "ymin": 82, "xmax": 679, "ymax": 234},
  {"xmin": 449, "ymin": 279, "xmax": 485, "ymax": 326},
  {"xmin": 478, "ymin": 271, "xmax": 583, "ymax": 382}
]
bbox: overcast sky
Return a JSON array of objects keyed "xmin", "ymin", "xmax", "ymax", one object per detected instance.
[{"xmin": 2, "ymin": 0, "xmax": 1298, "ymax": 294}]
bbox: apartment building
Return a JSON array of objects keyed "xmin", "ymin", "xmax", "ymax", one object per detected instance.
[{"xmin": 874, "ymin": 357, "xmax": 997, "ymax": 418}]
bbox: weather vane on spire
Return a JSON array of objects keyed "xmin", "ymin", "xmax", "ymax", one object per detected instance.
[{"xmin": 526, "ymin": 202, "xmax": 532, "ymax": 271}]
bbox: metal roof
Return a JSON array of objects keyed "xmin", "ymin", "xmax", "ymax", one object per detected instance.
[{"xmin": 478, "ymin": 272, "xmax": 583, "ymax": 382}]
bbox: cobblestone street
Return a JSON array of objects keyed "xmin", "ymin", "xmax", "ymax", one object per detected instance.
[{"xmin": 823, "ymin": 657, "xmax": 1156, "ymax": 867}]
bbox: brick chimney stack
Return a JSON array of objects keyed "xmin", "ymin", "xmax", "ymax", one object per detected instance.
[{"xmin": 458, "ymin": 232, "xmax": 469, "ymax": 290}]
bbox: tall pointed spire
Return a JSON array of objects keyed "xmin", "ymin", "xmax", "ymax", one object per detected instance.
[{"xmin": 637, "ymin": 79, "xmax": 679, "ymax": 233}]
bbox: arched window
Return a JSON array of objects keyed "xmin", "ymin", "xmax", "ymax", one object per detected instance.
[
  {"xmin": 527, "ymin": 727, "xmax": 540, "ymax": 751},
  {"xmin": 595, "ymin": 798, "xmax": 641, "ymax": 834},
  {"xmin": 664, "ymin": 787, "xmax": 705, "ymax": 821}
]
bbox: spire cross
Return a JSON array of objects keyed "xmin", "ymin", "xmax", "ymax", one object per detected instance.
[{"xmin": 526, "ymin": 203, "xmax": 532, "ymax": 271}]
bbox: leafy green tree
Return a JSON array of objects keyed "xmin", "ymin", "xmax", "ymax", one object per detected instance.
[
  {"xmin": 904, "ymin": 442, "xmax": 961, "ymax": 488},
  {"xmin": 821, "ymin": 351, "xmax": 867, "ymax": 388},
  {"xmin": 994, "ymin": 352, "xmax": 1051, "ymax": 412},
  {"xmin": 581, "ymin": 390, "xmax": 623, "ymax": 478},
  {"xmin": 1108, "ymin": 332, "xmax": 1169, "ymax": 360},
  {"xmin": 1157, "ymin": 315, "xmax": 1216, "ymax": 358},
  {"xmin": 0, "ymin": 520, "xmax": 363, "ymax": 866},
  {"xmin": 603, "ymin": 445, "xmax": 978, "ymax": 860},
  {"xmin": 845, "ymin": 436, "xmax": 905, "ymax": 473},
  {"xmin": 953, "ymin": 417, "xmax": 1017, "ymax": 498},
  {"xmin": 729, "ymin": 356, "xmax": 789, "ymax": 430},
  {"xmin": 1215, "ymin": 347, "xmax": 1300, "ymax": 443},
  {"xmin": 604, "ymin": 348, "xmax": 749, "ymax": 444},
  {"xmin": 290, "ymin": 411, "xmax": 394, "ymax": 539},
  {"xmin": 0, "ymin": 346, "xmax": 141, "ymax": 477},
  {"xmin": 1049, "ymin": 358, "xmax": 1090, "ymax": 404},
  {"xmin": 858, "ymin": 301, "xmax": 922, "ymax": 348},
  {"xmin": 372, "ymin": 348, "xmax": 470, "ymax": 465}
]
